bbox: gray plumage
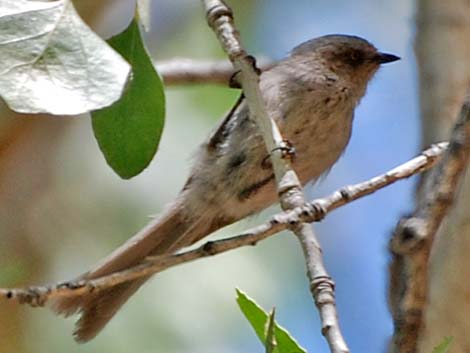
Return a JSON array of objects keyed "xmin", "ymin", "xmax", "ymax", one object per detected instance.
[{"xmin": 52, "ymin": 34, "xmax": 399, "ymax": 342}]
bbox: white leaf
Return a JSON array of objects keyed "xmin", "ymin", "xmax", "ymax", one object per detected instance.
[{"xmin": 0, "ymin": 0, "xmax": 131, "ymax": 115}]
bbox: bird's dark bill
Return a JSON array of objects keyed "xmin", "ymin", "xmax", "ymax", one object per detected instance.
[{"xmin": 377, "ymin": 52, "xmax": 400, "ymax": 64}]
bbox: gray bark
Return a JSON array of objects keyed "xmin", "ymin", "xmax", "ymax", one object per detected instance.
[{"xmin": 414, "ymin": 0, "xmax": 470, "ymax": 351}]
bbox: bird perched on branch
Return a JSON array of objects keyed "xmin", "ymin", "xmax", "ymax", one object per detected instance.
[{"xmin": 53, "ymin": 34, "xmax": 399, "ymax": 342}]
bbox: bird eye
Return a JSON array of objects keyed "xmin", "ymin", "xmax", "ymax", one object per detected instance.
[
  {"xmin": 348, "ymin": 50, "xmax": 364, "ymax": 66},
  {"xmin": 350, "ymin": 51, "xmax": 361, "ymax": 61}
]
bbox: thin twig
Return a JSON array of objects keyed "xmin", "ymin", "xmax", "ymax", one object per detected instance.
[
  {"xmin": 201, "ymin": 1, "xmax": 349, "ymax": 352},
  {"xmin": 0, "ymin": 143, "xmax": 447, "ymax": 340},
  {"xmin": 389, "ymin": 102, "xmax": 470, "ymax": 353},
  {"xmin": 156, "ymin": 58, "xmax": 273, "ymax": 86}
]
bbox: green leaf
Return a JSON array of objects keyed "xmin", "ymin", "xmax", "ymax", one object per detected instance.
[
  {"xmin": 236, "ymin": 289, "xmax": 307, "ymax": 353},
  {"xmin": 91, "ymin": 18, "xmax": 165, "ymax": 179},
  {"xmin": 274, "ymin": 323, "xmax": 308, "ymax": 353},
  {"xmin": 237, "ymin": 288, "xmax": 268, "ymax": 342},
  {"xmin": 0, "ymin": 0, "xmax": 130, "ymax": 115},
  {"xmin": 432, "ymin": 337, "xmax": 453, "ymax": 353}
]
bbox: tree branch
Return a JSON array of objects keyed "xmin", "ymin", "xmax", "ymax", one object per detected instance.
[
  {"xmin": 201, "ymin": 1, "xmax": 348, "ymax": 352},
  {"xmin": 1, "ymin": 142, "xmax": 447, "ymax": 348},
  {"xmin": 156, "ymin": 58, "xmax": 273, "ymax": 86},
  {"xmin": 389, "ymin": 101, "xmax": 470, "ymax": 353}
]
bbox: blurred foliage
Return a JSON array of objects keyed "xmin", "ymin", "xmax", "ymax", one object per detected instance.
[
  {"xmin": 432, "ymin": 337, "xmax": 453, "ymax": 353},
  {"xmin": 0, "ymin": 260, "xmax": 29, "ymax": 286}
]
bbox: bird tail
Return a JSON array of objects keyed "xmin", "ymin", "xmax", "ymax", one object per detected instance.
[{"xmin": 52, "ymin": 201, "xmax": 218, "ymax": 343}]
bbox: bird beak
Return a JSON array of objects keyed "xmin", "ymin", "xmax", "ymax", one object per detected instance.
[{"xmin": 376, "ymin": 52, "xmax": 401, "ymax": 64}]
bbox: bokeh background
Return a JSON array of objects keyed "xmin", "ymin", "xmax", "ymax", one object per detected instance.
[{"xmin": 0, "ymin": 1, "xmax": 420, "ymax": 352}]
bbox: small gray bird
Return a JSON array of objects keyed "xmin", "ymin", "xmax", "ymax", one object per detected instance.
[{"xmin": 53, "ymin": 34, "xmax": 399, "ymax": 342}]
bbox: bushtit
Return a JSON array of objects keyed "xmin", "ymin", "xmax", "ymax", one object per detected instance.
[{"xmin": 53, "ymin": 34, "xmax": 399, "ymax": 342}]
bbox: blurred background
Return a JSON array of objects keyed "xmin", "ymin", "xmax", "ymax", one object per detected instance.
[{"xmin": 0, "ymin": 1, "xmax": 419, "ymax": 352}]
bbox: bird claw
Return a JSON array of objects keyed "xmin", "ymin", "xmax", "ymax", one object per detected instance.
[
  {"xmin": 278, "ymin": 139, "xmax": 296, "ymax": 161},
  {"xmin": 230, "ymin": 55, "xmax": 262, "ymax": 88},
  {"xmin": 246, "ymin": 55, "xmax": 262, "ymax": 75},
  {"xmin": 261, "ymin": 140, "xmax": 296, "ymax": 169}
]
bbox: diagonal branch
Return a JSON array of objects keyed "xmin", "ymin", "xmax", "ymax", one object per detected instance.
[
  {"xmin": 0, "ymin": 142, "xmax": 447, "ymax": 349},
  {"xmin": 389, "ymin": 101, "xmax": 470, "ymax": 353}
]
